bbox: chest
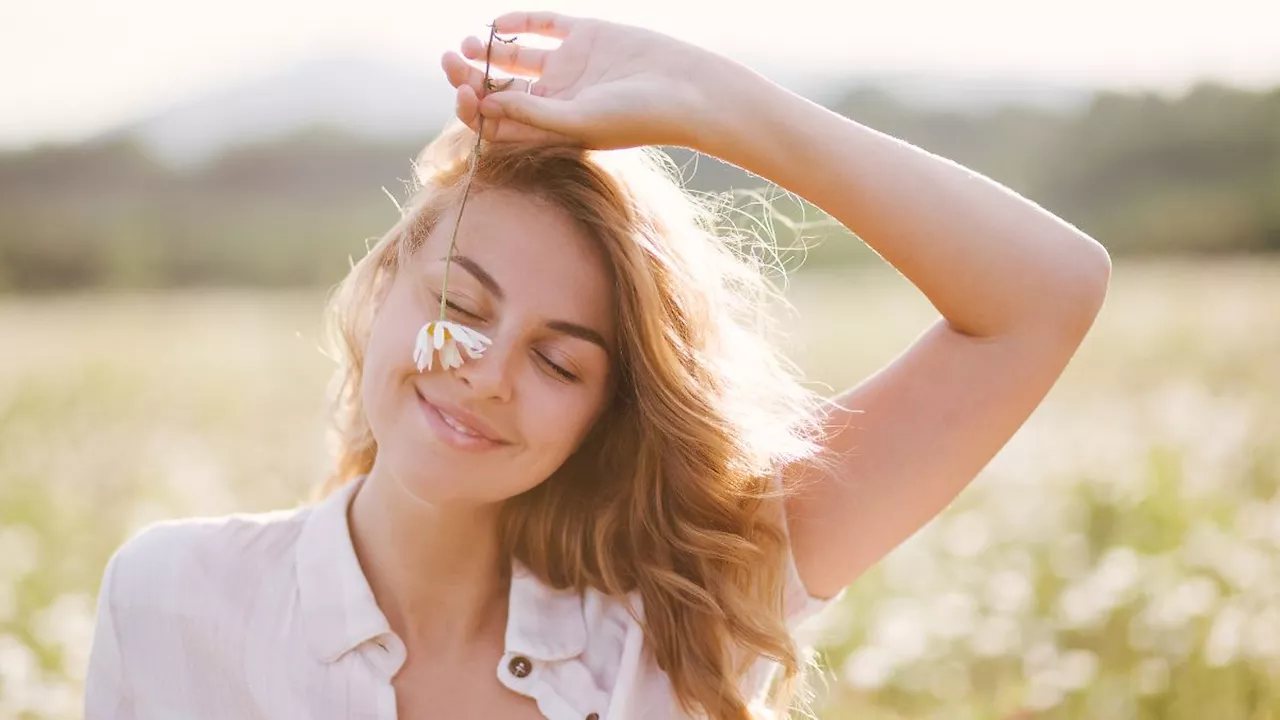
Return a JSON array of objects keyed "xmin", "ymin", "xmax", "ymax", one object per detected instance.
[{"xmin": 392, "ymin": 653, "xmax": 544, "ymax": 720}]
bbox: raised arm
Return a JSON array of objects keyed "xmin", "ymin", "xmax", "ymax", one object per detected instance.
[{"xmin": 695, "ymin": 58, "xmax": 1111, "ymax": 599}]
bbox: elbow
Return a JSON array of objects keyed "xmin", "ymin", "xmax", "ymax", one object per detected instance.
[
  {"xmin": 1080, "ymin": 240, "xmax": 1112, "ymax": 311},
  {"xmin": 1058, "ymin": 240, "xmax": 1112, "ymax": 337}
]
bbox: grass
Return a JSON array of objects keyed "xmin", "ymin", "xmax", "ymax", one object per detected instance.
[{"xmin": 0, "ymin": 256, "xmax": 1277, "ymax": 718}]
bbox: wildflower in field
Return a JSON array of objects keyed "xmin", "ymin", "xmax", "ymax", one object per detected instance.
[{"xmin": 413, "ymin": 320, "xmax": 491, "ymax": 372}]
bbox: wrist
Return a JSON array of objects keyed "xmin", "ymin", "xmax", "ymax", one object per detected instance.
[{"xmin": 684, "ymin": 55, "xmax": 784, "ymax": 163}]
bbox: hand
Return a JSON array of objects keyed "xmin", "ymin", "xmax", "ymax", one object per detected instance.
[{"xmin": 440, "ymin": 11, "xmax": 726, "ymax": 151}]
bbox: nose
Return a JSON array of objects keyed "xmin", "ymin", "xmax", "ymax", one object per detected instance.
[{"xmin": 451, "ymin": 333, "xmax": 515, "ymax": 402}]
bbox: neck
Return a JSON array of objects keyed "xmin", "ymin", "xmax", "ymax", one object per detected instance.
[{"xmin": 348, "ymin": 463, "xmax": 510, "ymax": 657}]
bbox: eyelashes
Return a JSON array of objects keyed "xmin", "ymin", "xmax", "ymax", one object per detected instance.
[
  {"xmin": 444, "ymin": 299, "xmax": 480, "ymax": 321},
  {"xmin": 535, "ymin": 351, "xmax": 579, "ymax": 382},
  {"xmin": 430, "ymin": 289, "xmax": 482, "ymax": 321}
]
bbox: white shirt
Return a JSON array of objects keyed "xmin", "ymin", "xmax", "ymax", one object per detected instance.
[{"xmin": 84, "ymin": 474, "xmax": 840, "ymax": 719}]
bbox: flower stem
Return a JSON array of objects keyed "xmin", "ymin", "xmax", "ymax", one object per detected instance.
[{"xmin": 438, "ymin": 21, "xmax": 514, "ymax": 320}]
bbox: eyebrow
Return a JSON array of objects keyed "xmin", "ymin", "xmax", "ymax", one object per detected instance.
[
  {"xmin": 444, "ymin": 253, "xmax": 611, "ymax": 354},
  {"xmin": 447, "ymin": 254, "xmax": 504, "ymax": 301},
  {"xmin": 546, "ymin": 320, "xmax": 610, "ymax": 354}
]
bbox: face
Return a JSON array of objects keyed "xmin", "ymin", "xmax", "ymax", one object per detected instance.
[{"xmin": 362, "ymin": 187, "xmax": 616, "ymax": 505}]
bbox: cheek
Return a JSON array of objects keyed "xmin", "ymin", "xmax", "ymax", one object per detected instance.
[
  {"xmin": 361, "ymin": 303, "xmax": 418, "ymax": 426},
  {"xmin": 359, "ymin": 335, "xmax": 393, "ymax": 432},
  {"xmin": 519, "ymin": 381, "xmax": 606, "ymax": 461}
]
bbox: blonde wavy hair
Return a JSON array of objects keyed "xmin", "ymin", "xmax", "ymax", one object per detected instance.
[{"xmin": 313, "ymin": 120, "xmax": 829, "ymax": 719}]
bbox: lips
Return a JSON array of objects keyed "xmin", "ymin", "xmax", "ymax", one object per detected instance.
[
  {"xmin": 438, "ymin": 409, "xmax": 482, "ymax": 437},
  {"xmin": 414, "ymin": 388, "xmax": 510, "ymax": 451}
]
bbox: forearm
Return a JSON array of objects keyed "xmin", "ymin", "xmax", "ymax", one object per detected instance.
[{"xmin": 690, "ymin": 58, "xmax": 1111, "ymax": 339}]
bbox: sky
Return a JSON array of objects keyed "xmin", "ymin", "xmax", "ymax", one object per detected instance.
[{"xmin": 3, "ymin": 0, "xmax": 1278, "ymax": 150}]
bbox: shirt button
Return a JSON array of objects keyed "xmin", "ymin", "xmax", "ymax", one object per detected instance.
[
  {"xmin": 585, "ymin": 714, "xmax": 599, "ymax": 720},
  {"xmin": 507, "ymin": 655, "xmax": 533, "ymax": 678}
]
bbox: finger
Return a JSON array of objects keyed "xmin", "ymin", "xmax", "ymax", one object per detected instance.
[
  {"xmin": 441, "ymin": 51, "xmax": 538, "ymax": 97},
  {"xmin": 454, "ymin": 86, "xmax": 545, "ymax": 145},
  {"xmin": 441, "ymin": 50, "xmax": 490, "ymax": 95},
  {"xmin": 460, "ymin": 35, "xmax": 550, "ymax": 77},
  {"xmin": 478, "ymin": 91, "xmax": 580, "ymax": 144},
  {"xmin": 485, "ymin": 117, "xmax": 572, "ymax": 147},
  {"xmin": 469, "ymin": 112, "xmax": 574, "ymax": 147},
  {"xmin": 455, "ymin": 83, "xmax": 479, "ymax": 128},
  {"xmin": 491, "ymin": 11, "xmax": 579, "ymax": 39},
  {"xmin": 456, "ymin": 87, "xmax": 577, "ymax": 147}
]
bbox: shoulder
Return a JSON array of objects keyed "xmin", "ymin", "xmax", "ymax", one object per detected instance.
[{"xmin": 104, "ymin": 504, "xmax": 313, "ymax": 614}]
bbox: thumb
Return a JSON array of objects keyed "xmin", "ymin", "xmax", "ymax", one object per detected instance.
[{"xmin": 483, "ymin": 92, "xmax": 582, "ymax": 137}]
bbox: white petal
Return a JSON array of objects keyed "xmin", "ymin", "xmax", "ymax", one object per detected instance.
[
  {"xmin": 442, "ymin": 340, "xmax": 463, "ymax": 369},
  {"xmin": 452, "ymin": 324, "xmax": 492, "ymax": 350},
  {"xmin": 433, "ymin": 321, "xmax": 447, "ymax": 350},
  {"xmin": 413, "ymin": 324, "xmax": 431, "ymax": 370}
]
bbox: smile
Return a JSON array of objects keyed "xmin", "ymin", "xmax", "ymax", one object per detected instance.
[{"xmin": 415, "ymin": 389, "xmax": 509, "ymax": 453}]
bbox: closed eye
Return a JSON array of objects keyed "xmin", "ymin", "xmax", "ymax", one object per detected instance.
[
  {"xmin": 536, "ymin": 351, "xmax": 579, "ymax": 382},
  {"xmin": 446, "ymin": 300, "xmax": 480, "ymax": 320},
  {"xmin": 432, "ymin": 292, "xmax": 483, "ymax": 322}
]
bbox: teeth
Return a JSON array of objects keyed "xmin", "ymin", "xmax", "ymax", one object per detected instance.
[{"xmin": 439, "ymin": 410, "xmax": 480, "ymax": 437}]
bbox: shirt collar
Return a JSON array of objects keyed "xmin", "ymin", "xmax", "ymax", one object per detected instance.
[
  {"xmin": 505, "ymin": 559, "xmax": 588, "ymax": 662},
  {"xmin": 295, "ymin": 474, "xmax": 587, "ymax": 664},
  {"xmin": 295, "ymin": 475, "xmax": 392, "ymax": 663}
]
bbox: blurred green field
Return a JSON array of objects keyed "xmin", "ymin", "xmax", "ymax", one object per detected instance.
[{"xmin": 1, "ymin": 256, "xmax": 1278, "ymax": 719}]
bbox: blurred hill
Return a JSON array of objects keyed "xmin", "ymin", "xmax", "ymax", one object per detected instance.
[
  {"xmin": 0, "ymin": 68, "xmax": 1276, "ymax": 292},
  {"xmin": 92, "ymin": 54, "xmax": 458, "ymax": 169},
  {"xmin": 89, "ymin": 54, "xmax": 1092, "ymax": 169}
]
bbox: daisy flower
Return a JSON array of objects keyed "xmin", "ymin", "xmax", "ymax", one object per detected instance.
[{"xmin": 414, "ymin": 320, "xmax": 492, "ymax": 372}]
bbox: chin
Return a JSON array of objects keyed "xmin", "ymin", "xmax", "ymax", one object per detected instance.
[{"xmin": 383, "ymin": 445, "xmax": 532, "ymax": 507}]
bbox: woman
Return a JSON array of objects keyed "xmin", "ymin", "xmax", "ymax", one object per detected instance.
[{"xmin": 84, "ymin": 10, "xmax": 1111, "ymax": 720}]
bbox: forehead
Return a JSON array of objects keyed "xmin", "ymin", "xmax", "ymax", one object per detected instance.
[{"xmin": 417, "ymin": 187, "xmax": 615, "ymax": 330}]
